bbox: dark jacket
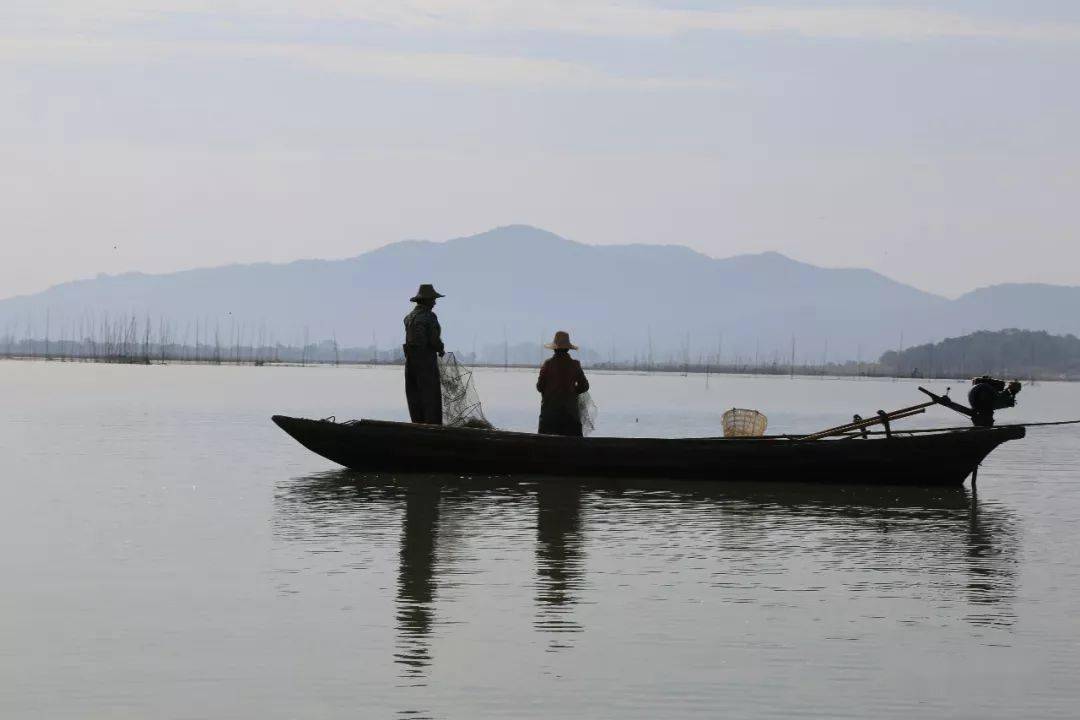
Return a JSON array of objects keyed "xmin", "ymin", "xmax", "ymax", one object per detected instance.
[{"xmin": 403, "ymin": 305, "xmax": 444, "ymax": 355}]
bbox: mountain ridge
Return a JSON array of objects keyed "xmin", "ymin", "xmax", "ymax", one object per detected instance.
[{"xmin": 0, "ymin": 225, "xmax": 1073, "ymax": 362}]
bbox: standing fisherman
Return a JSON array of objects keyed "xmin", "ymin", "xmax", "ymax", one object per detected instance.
[
  {"xmin": 536, "ymin": 331, "xmax": 590, "ymax": 436},
  {"xmin": 403, "ymin": 284, "xmax": 445, "ymax": 424}
]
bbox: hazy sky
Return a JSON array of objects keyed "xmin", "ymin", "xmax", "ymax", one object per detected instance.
[{"xmin": 3, "ymin": 1, "xmax": 1078, "ymax": 299}]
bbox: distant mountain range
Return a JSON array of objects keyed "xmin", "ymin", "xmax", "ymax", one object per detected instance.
[{"xmin": 1, "ymin": 225, "xmax": 1077, "ymax": 363}]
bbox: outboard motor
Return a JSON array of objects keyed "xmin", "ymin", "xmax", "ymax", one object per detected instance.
[
  {"xmin": 968, "ymin": 376, "xmax": 1022, "ymax": 427},
  {"xmin": 918, "ymin": 376, "xmax": 1021, "ymax": 427}
]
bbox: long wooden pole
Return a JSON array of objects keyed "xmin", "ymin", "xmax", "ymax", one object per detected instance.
[{"xmin": 799, "ymin": 400, "xmax": 936, "ymax": 441}]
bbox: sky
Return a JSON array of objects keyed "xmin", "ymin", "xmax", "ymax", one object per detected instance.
[{"xmin": 2, "ymin": 0, "xmax": 1079, "ymax": 299}]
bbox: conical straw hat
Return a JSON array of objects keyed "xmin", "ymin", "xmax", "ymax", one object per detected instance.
[{"xmin": 544, "ymin": 331, "xmax": 578, "ymax": 350}]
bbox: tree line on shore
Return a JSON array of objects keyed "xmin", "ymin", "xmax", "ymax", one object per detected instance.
[{"xmin": 879, "ymin": 329, "xmax": 1080, "ymax": 381}]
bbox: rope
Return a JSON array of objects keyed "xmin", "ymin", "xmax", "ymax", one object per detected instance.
[
  {"xmin": 1010, "ymin": 419, "xmax": 1080, "ymax": 428},
  {"xmin": 818, "ymin": 419, "xmax": 1080, "ymax": 438}
]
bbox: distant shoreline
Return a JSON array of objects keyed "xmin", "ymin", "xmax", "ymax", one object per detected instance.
[{"xmin": 0, "ymin": 354, "xmax": 1067, "ymax": 382}]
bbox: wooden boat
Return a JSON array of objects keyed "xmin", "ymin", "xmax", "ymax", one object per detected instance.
[{"xmin": 271, "ymin": 416, "xmax": 1025, "ymax": 486}]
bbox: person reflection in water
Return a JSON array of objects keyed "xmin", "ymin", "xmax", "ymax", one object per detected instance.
[
  {"xmin": 536, "ymin": 331, "xmax": 590, "ymax": 436},
  {"xmin": 403, "ymin": 284, "xmax": 445, "ymax": 425},
  {"xmin": 535, "ymin": 483, "xmax": 585, "ymax": 638},
  {"xmin": 395, "ymin": 483, "xmax": 441, "ymax": 679}
]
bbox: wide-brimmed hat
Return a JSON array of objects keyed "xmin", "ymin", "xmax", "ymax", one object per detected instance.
[
  {"xmin": 410, "ymin": 284, "xmax": 445, "ymax": 302},
  {"xmin": 544, "ymin": 330, "xmax": 578, "ymax": 350}
]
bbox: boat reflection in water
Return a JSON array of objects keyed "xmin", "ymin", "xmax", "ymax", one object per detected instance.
[{"xmin": 272, "ymin": 473, "xmax": 1019, "ymax": 687}]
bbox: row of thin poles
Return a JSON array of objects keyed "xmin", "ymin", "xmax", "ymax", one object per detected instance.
[
  {"xmin": 0, "ymin": 314, "xmax": 361, "ymax": 366},
  {"xmin": 0, "ymin": 314, "xmax": 1038, "ymax": 379}
]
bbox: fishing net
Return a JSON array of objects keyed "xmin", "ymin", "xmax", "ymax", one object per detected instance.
[
  {"xmin": 438, "ymin": 352, "xmax": 494, "ymax": 429},
  {"xmin": 578, "ymin": 392, "xmax": 598, "ymax": 436},
  {"xmin": 722, "ymin": 408, "xmax": 768, "ymax": 437}
]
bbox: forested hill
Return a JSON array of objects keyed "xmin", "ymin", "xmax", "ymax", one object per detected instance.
[{"xmin": 879, "ymin": 329, "xmax": 1080, "ymax": 380}]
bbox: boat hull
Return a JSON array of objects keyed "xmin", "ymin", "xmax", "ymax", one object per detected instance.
[{"xmin": 271, "ymin": 416, "xmax": 1025, "ymax": 487}]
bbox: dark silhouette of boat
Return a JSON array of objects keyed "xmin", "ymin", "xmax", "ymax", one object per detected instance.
[{"xmin": 270, "ymin": 416, "xmax": 1024, "ymax": 486}]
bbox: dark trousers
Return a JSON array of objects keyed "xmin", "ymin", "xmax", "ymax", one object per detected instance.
[
  {"xmin": 538, "ymin": 401, "xmax": 582, "ymax": 437},
  {"xmin": 405, "ymin": 348, "xmax": 442, "ymax": 424}
]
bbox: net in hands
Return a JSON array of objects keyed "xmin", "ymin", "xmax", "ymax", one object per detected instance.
[
  {"xmin": 578, "ymin": 392, "xmax": 599, "ymax": 436},
  {"xmin": 438, "ymin": 352, "xmax": 494, "ymax": 429},
  {"xmin": 722, "ymin": 408, "xmax": 768, "ymax": 437}
]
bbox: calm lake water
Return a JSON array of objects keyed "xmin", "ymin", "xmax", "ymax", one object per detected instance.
[{"xmin": 2, "ymin": 361, "xmax": 1079, "ymax": 718}]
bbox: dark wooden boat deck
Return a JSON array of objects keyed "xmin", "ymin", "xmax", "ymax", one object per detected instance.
[{"xmin": 272, "ymin": 416, "xmax": 1025, "ymax": 487}]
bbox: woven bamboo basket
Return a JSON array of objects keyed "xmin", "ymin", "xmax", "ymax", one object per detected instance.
[{"xmin": 722, "ymin": 408, "xmax": 768, "ymax": 438}]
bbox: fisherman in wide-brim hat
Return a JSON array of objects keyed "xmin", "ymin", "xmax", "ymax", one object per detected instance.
[
  {"xmin": 403, "ymin": 284, "xmax": 446, "ymax": 424},
  {"xmin": 536, "ymin": 331, "xmax": 589, "ymax": 436}
]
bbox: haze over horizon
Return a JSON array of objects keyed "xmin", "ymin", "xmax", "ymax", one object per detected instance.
[
  {"xmin": 4, "ymin": 1, "xmax": 1079, "ymax": 298},
  {"xmin": 5, "ymin": 224, "xmax": 1079, "ymax": 367}
]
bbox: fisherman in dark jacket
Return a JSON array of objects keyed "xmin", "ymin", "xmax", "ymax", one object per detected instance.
[
  {"xmin": 403, "ymin": 284, "xmax": 445, "ymax": 424},
  {"xmin": 536, "ymin": 331, "xmax": 590, "ymax": 436}
]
